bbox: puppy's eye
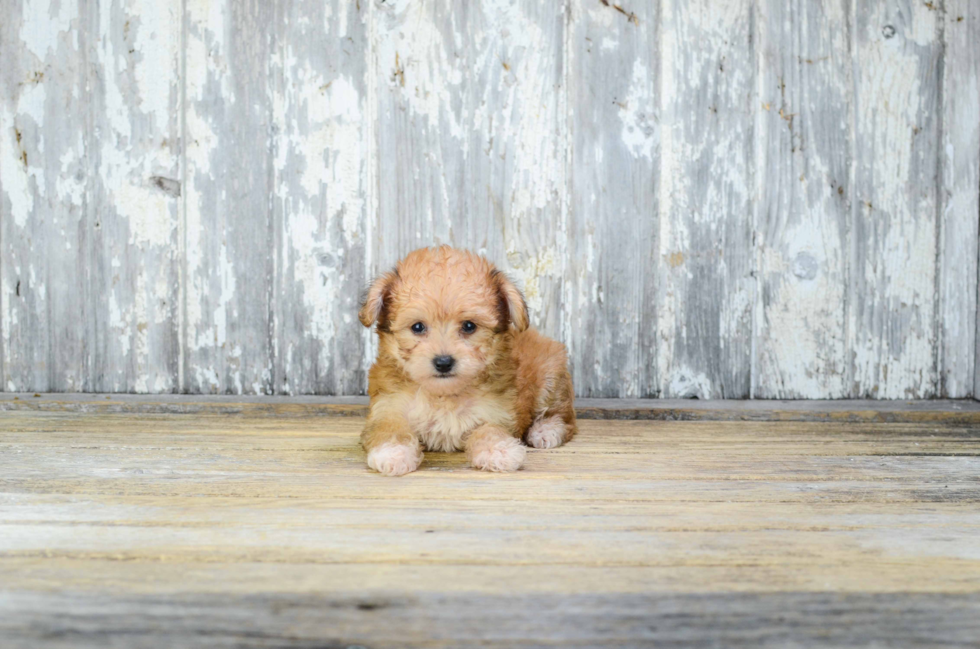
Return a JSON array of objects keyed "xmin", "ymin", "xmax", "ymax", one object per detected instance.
[
  {"xmin": 410, "ymin": 322, "xmax": 426, "ymax": 335},
  {"xmin": 461, "ymin": 320, "xmax": 477, "ymax": 334}
]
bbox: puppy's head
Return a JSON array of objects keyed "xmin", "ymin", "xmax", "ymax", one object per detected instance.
[{"xmin": 360, "ymin": 246, "xmax": 528, "ymax": 395}]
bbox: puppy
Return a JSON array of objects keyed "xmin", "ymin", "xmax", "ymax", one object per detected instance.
[{"xmin": 358, "ymin": 246, "xmax": 576, "ymax": 476}]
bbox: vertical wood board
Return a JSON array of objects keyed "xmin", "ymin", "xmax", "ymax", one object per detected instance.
[
  {"xmin": 271, "ymin": 1, "xmax": 370, "ymax": 395},
  {"xmin": 1, "ymin": 0, "xmax": 92, "ymax": 392},
  {"xmin": 940, "ymin": 0, "xmax": 979, "ymax": 398},
  {"xmin": 565, "ymin": 0, "xmax": 658, "ymax": 397},
  {"xmin": 850, "ymin": 0, "xmax": 942, "ymax": 398},
  {"xmin": 754, "ymin": 0, "xmax": 851, "ymax": 398},
  {"xmin": 90, "ymin": 0, "xmax": 183, "ymax": 393},
  {"xmin": 183, "ymin": 0, "xmax": 276, "ymax": 394},
  {"xmin": 657, "ymin": 0, "xmax": 756, "ymax": 398}
]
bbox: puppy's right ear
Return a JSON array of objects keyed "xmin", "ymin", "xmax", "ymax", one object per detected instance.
[{"xmin": 359, "ymin": 270, "xmax": 399, "ymax": 328}]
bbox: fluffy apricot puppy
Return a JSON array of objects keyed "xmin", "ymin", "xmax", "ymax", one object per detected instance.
[{"xmin": 358, "ymin": 246, "xmax": 576, "ymax": 476}]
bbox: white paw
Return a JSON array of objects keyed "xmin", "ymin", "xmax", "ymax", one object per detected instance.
[
  {"xmin": 367, "ymin": 443, "xmax": 422, "ymax": 476},
  {"xmin": 526, "ymin": 415, "xmax": 566, "ymax": 450},
  {"xmin": 470, "ymin": 436, "xmax": 526, "ymax": 472}
]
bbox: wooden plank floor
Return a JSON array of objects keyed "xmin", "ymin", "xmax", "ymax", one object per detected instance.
[{"xmin": 1, "ymin": 398, "xmax": 979, "ymax": 647}]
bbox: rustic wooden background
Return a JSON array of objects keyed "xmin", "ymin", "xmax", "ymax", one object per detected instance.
[{"xmin": 1, "ymin": 0, "xmax": 978, "ymax": 399}]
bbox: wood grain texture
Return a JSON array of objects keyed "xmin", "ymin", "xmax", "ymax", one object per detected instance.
[
  {"xmin": 2, "ymin": 591, "xmax": 979, "ymax": 649},
  {"xmin": 372, "ymin": 0, "xmax": 566, "ymax": 340},
  {"xmin": 1, "ymin": 0, "xmax": 92, "ymax": 391},
  {"xmin": 850, "ymin": 0, "xmax": 942, "ymax": 398},
  {"xmin": 657, "ymin": 0, "xmax": 756, "ymax": 399},
  {"xmin": 940, "ymin": 0, "xmax": 979, "ymax": 398},
  {"xmin": 271, "ymin": 1, "xmax": 369, "ymax": 395},
  {"xmin": 183, "ymin": 0, "xmax": 277, "ymax": 394},
  {"xmin": 91, "ymin": 0, "xmax": 183, "ymax": 393},
  {"xmin": 1, "ymin": 406, "xmax": 979, "ymax": 646},
  {"xmin": 754, "ymin": 0, "xmax": 850, "ymax": 398},
  {"xmin": 565, "ymin": 0, "xmax": 658, "ymax": 397}
]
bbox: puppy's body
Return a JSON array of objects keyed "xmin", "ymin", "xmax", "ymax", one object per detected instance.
[{"xmin": 359, "ymin": 246, "xmax": 575, "ymax": 475}]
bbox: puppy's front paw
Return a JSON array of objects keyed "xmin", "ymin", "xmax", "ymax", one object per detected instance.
[
  {"xmin": 526, "ymin": 415, "xmax": 566, "ymax": 450},
  {"xmin": 367, "ymin": 443, "xmax": 422, "ymax": 476},
  {"xmin": 469, "ymin": 436, "xmax": 526, "ymax": 472}
]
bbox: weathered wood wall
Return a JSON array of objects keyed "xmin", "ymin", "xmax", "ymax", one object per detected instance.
[{"xmin": 1, "ymin": 0, "xmax": 978, "ymax": 398}]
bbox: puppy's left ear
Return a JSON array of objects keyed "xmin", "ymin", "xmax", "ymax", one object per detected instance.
[
  {"xmin": 492, "ymin": 270, "xmax": 529, "ymax": 332},
  {"xmin": 359, "ymin": 270, "xmax": 399, "ymax": 328}
]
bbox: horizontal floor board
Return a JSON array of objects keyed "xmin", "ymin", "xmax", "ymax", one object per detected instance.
[{"xmin": 2, "ymin": 591, "xmax": 979, "ymax": 649}]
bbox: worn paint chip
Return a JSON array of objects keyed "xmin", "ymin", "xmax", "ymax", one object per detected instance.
[{"xmin": 149, "ymin": 176, "xmax": 181, "ymax": 197}]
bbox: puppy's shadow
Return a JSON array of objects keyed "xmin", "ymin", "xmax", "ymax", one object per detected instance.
[
  {"xmin": 414, "ymin": 452, "xmax": 469, "ymax": 472},
  {"xmin": 346, "ymin": 448, "xmax": 471, "ymax": 472}
]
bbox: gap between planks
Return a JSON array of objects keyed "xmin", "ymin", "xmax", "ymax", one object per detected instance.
[{"xmin": 2, "ymin": 394, "xmax": 980, "ymax": 423}]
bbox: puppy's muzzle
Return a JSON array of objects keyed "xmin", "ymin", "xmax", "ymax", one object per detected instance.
[{"xmin": 432, "ymin": 355, "xmax": 456, "ymax": 375}]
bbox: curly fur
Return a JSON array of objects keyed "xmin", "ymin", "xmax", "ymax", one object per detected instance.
[{"xmin": 359, "ymin": 246, "xmax": 576, "ymax": 475}]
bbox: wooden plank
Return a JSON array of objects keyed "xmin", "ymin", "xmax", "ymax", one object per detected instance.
[
  {"xmin": 7, "ymin": 493, "xmax": 980, "ymax": 529},
  {"xmin": 90, "ymin": 0, "xmax": 182, "ymax": 392},
  {"xmin": 657, "ymin": 0, "xmax": 756, "ymax": 398},
  {"xmin": 7, "ymin": 510, "xmax": 978, "ymax": 565},
  {"xmin": 565, "ymin": 0, "xmax": 658, "ymax": 397},
  {"xmin": 2, "ymin": 590, "xmax": 979, "ymax": 649},
  {"xmin": 271, "ymin": 1, "xmax": 369, "ymax": 394},
  {"xmin": 850, "ymin": 0, "xmax": 942, "ymax": 398},
  {"xmin": 5, "ymin": 417, "xmax": 980, "ymax": 460},
  {"xmin": 940, "ymin": 1, "xmax": 979, "ymax": 397},
  {"xmin": 183, "ymin": 0, "xmax": 276, "ymax": 394},
  {"xmin": 2, "ymin": 415, "xmax": 979, "ymax": 503},
  {"xmin": 11, "ymin": 586, "xmax": 980, "ymax": 649},
  {"xmin": 0, "ymin": 0, "xmax": 91, "ymax": 391},
  {"xmin": 754, "ymin": 0, "xmax": 851, "ymax": 398},
  {"xmin": 4, "ymin": 556, "xmax": 980, "ymax": 599},
  {"xmin": 372, "ymin": 0, "xmax": 566, "ymax": 338},
  {"xmin": 1, "ymin": 409, "xmax": 980, "ymax": 645}
]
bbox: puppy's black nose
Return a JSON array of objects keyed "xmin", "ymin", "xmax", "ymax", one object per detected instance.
[{"xmin": 433, "ymin": 355, "xmax": 455, "ymax": 374}]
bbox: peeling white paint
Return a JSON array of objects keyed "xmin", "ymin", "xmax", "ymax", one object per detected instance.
[
  {"xmin": 0, "ymin": 272, "xmax": 13, "ymax": 368},
  {"xmin": 210, "ymin": 244, "xmax": 237, "ymax": 350},
  {"xmin": 55, "ymin": 146, "xmax": 85, "ymax": 206},
  {"xmin": 181, "ymin": 112, "xmax": 210, "ymax": 364},
  {"xmin": 108, "ymin": 293, "xmax": 130, "ymax": 359},
  {"xmin": 668, "ymin": 368, "xmax": 712, "ymax": 399},
  {"xmin": 2, "ymin": 0, "xmax": 976, "ymax": 398},
  {"xmin": 850, "ymin": 0, "xmax": 940, "ymax": 398},
  {"xmin": 507, "ymin": 246, "xmax": 558, "ymax": 319},
  {"xmin": 376, "ymin": 2, "xmax": 463, "ymax": 138},
  {"xmin": 941, "ymin": 0, "xmax": 980, "ymax": 398},
  {"xmin": 116, "ymin": 182, "xmax": 174, "ymax": 247},
  {"xmin": 752, "ymin": 0, "xmax": 852, "ymax": 399},
  {"xmin": 131, "ymin": 2, "xmax": 179, "ymax": 132},
  {"xmin": 657, "ymin": 0, "xmax": 754, "ymax": 398},
  {"xmin": 132, "ymin": 269, "xmax": 150, "ymax": 393},
  {"xmin": 270, "ymin": 5, "xmax": 369, "ymax": 393},
  {"xmin": 2, "ymin": 81, "xmax": 49, "ymax": 231},
  {"xmin": 19, "ymin": 0, "xmax": 76, "ymax": 60},
  {"xmin": 1, "ymin": 106, "xmax": 35, "ymax": 228},
  {"xmin": 619, "ymin": 59, "xmax": 656, "ymax": 159}
]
